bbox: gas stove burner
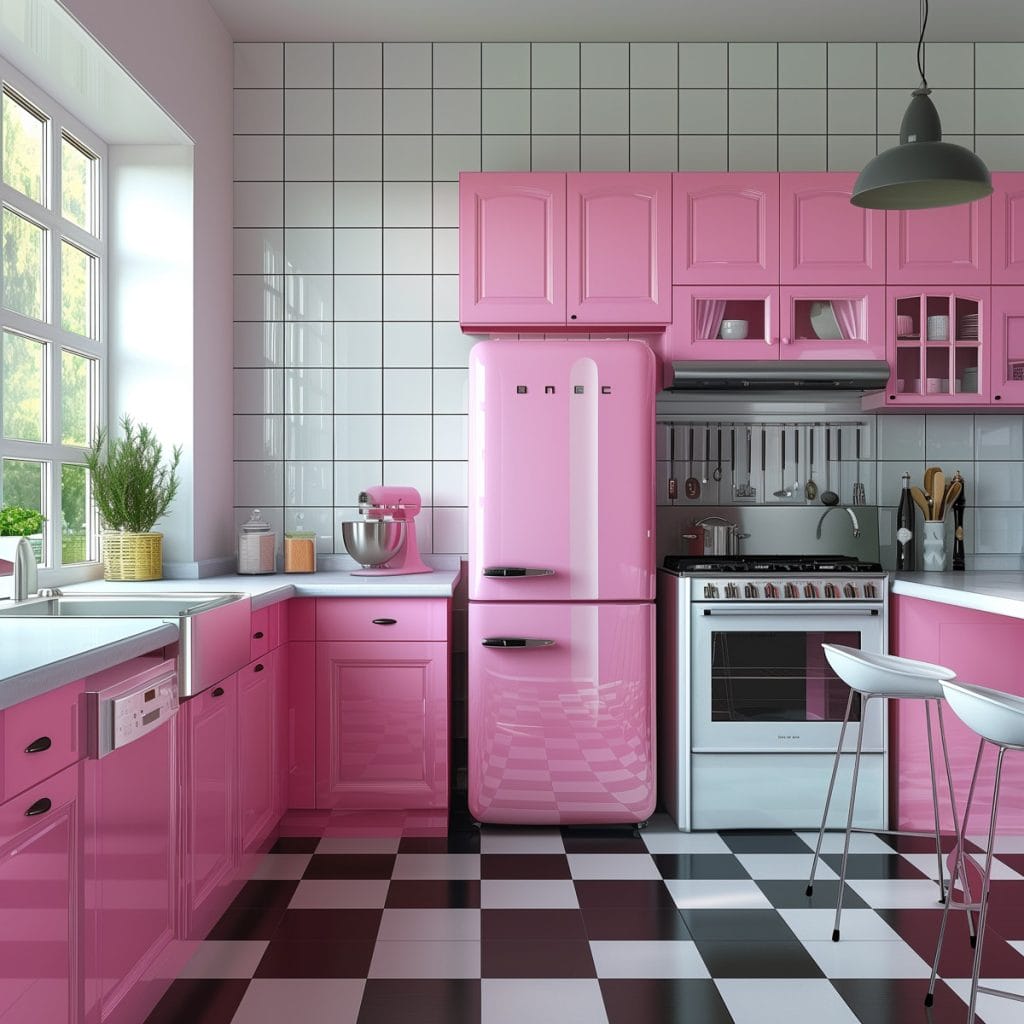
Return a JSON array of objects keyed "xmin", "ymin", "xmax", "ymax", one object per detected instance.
[{"xmin": 663, "ymin": 554, "xmax": 884, "ymax": 574}]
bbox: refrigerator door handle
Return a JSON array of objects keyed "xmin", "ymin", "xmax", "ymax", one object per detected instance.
[
  {"xmin": 482, "ymin": 567, "xmax": 555, "ymax": 578},
  {"xmin": 481, "ymin": 637, "xmax": 556, "ymax": 649}
]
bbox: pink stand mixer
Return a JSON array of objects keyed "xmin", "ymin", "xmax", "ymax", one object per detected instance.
[{"xmin": 341, "ymin": 485, "xmax": 433, "ymax": 576}]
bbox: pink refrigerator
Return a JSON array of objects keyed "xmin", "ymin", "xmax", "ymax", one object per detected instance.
[{"xmin": 467, "ymin": 340, "xmax": 657, "ymax": 824}]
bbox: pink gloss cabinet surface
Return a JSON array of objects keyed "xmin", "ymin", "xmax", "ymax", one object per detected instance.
[
  {"xmin": 886, "ymin": 197, "xmax": 992, "ymax": 285},
  {"xmin": 468, "ymin": 340, "xmax": 656, "ymax": 603},
  {"xmin": 468, "ymin": 601, "xmax": 655, "ymax": 825},
  {"xmin": 672, "ymin": 173, "xmax": 779, "ymax": 284},
  {"xmin": 0, "ymin": 763, "xmax": 79, "ymax": 1024},
  {"xmin": 892, "ymin": 595, "xmax": 1024, "ymax": 833},
  {"xmin": 990, "ymin": 286, "xmax": 1024, "ymax": 403},
  {"xmin": 992, "ymin": 172, "xmax": 1024, "ymax": 284}
]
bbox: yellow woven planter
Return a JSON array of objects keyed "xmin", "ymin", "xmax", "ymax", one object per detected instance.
[{"xmin": 101, "ymin": 531, "xmax": 163, "ymax": 581}]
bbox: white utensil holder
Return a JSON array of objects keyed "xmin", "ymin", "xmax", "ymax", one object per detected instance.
[{"xmin": 922, "ymin": 521, "xmax": 947, "ymax": 572}]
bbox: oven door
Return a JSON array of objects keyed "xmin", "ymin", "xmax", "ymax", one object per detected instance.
[{"xmin": 690, "ymin": 603, "xmax": 885, "ymax": 753}]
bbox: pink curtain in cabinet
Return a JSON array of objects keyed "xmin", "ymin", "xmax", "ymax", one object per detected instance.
[
  {"xmin": 831, "ymin": 299, "xmax": 860, "ymax": 341},
  {"xmin": 697, "ymin": 300, "xmax": 728, "ymax": 340}
]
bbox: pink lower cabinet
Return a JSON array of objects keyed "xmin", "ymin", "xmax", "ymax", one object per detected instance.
[
  {"xmin": 892, "ymin": 595, "xmax": 1024, "ymax": 833},
  {"xmin": 315, "ymin": 640, "xmax": 449, "ymax": 813},
  {"xmin": 179, "ymin": 677, "xmax": 237, "ymax": 940},
  {"xmin": 0, "ymin": 763, "xmax": 80, "ymax": 1024}
]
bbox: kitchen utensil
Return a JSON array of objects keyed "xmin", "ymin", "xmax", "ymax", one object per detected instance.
[
  {"xmin": 791, "ymin": 427, "xmax": 800, "ymax": 493},
  {"xmin": 713, "ymin": 427, "xmax": 723, "ymax": 482},
  {"xmin": 237, "ymin": 508, "xmax": 277, "ymax": 575},
  {"xmin": 804, "ymin": 427, "xmax": 818, "ymax": 502},
  {"xmin": 343, "ymin": 485, "xmax": 432, "ymax": 575},
  {"xmin": 761, "ymin": 427, "xmax": 767, "ymax": 497},
  {"xmin": 773, "ymin": 427, "xmax": 791, "ymax": 498},
  {"xmin": 733, "ymin": 427, "xmax": 756, "ymax": 501},
  {"xmin": 924, "ymin": 466, "xmax": 939, "ymax": 505},
  {"xmin": 684, "ymin": 427, "xmax": 700, "ymax": 500},
  {"xmin": 702, "ymin": 425, "xmax": 710, "ymax": 485},
  {"xmin": 896, "ymin": 313, "xmax": 915, "ymax": 337},
  {"xmin": 911, "ymin": 485, "xmax": 932, "ymax": 520},
  {"xmin": 719, "ymin": 319, "xmax": 748, "ymax": 339},
  {"xmin": 809, "ymin": 300, "xmax": 843, "ymax": 340},
  {"xmin": 931, "ymin": 468, "xmax": 946, "ymax": 520},
  {"xmin": 951, "ymin": 471, "xmax": 966, "ymax": 571},
  {"xmin": 926, "ymin": 315, "xmax": 949, "ymax": 341},
  {"xmin": 821, "ymin": 427, "xmax": 839, "ymax": 506},
  {"xmin": 852, "ymin": 427, "xmax": 866, "ymax": 505},
  {"xmin": 690, "ymin": 516, "xmax": 748, "ymax": 556},
  {"xmin": 667, "ymin": 425, "xmax": 678, "ymax": 501},
  {"xmin": 941, "ymin": 477, "xmax": 962, "ymax": 520}
]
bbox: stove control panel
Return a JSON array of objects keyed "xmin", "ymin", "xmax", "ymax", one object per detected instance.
[{"xmin": 691, "ymin": 575, "xmax": 887, "ymax": 603}]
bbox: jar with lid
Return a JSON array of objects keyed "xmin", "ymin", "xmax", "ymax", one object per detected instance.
[{"xmin": 238, "ymin": 509, "xmax": 277, "ymax": 574}]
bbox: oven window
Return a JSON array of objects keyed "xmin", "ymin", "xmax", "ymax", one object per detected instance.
[{"xmin": 710, "ymin": 631, "xmax": 862, "ymax": 723}]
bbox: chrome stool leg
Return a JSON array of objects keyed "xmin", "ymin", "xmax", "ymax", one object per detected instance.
[{"xmin": 924, "ymin": 699, "xmax": 947, "ymax": 898}]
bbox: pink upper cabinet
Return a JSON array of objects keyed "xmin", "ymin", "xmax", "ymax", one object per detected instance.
[
  {"xmin": 886, "ymin": 197, "xmax": 992, "ymax": 285},
  {"xmin": 780, "ymin": 173, "xmax": 885, "ymax": 285},
  {"xmin": 459, "ymin": 172, "xmax": 566, "ymax": 327},
  {"xmin": 990, "ymin": 286, "xmax": 1024, "ymax": 405},
  {"xmin": 673, "ymin": 173, "xmax": 779, "ymax": 285},
  {"xmin": 566, "ymin": 173, "xmax": 672, "ymax": 325},
  {"xmin": 992, "ymin": 172, "xmax": 1024, "ymax": 285}
]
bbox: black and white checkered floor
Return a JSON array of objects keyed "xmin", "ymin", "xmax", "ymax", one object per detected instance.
[{"xmin": 145, "ymin": 813, "xmax": 1024, "ymax": 1024}]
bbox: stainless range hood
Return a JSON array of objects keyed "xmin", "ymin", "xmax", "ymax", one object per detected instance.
[{"xmin": 668, "ymin": 360, "xmax": 890, "ymax": 392}]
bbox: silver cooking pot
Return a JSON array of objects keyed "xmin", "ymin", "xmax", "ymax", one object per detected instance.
[{"xmin": 682, "ymin": 516, "xmax": 750, "ymax": 557}]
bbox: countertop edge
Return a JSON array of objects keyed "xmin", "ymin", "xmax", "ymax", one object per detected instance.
[{"xmin": 891, "ymin": 575, "xmax": 1024, "ymax": 621}]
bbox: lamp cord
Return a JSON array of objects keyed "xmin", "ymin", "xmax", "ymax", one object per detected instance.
[{"xmin": 917, "ymin": 0, "xmax": 929, "ymax": 88}]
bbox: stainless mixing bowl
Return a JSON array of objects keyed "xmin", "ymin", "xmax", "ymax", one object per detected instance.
[{"xmin": 341, "ymin": 519, "xmax": 406, "ymax": 567}]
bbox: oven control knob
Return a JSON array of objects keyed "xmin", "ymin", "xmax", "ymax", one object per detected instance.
[
  {"xmin": 784, "ymin": 582, "xmax": 798, "ymax": 599},
  {"xmin": 843, "ymin": 583, "xmax": 857, "ymax": 599},
  {"xmin": 744, "ymin": 582, "xmax": 758, "ymax": 599},
  {"xmin": 724, "ymin": 583, "xmax": 739, "ymax": 599},
  {"xmin": 764, "ymin": 583, "xmax": 778, "ymax": 599},
  {"xmin": 863, "ymin": 583, "xmax": 877, "ymax": 599},
  {"xmin": 824, "ymin": 583, "xmax": 837, "ymax": 599},
  {"xmin": 704, "ymin": 583, "xmax": 720, "ymax": 599},
  {"xmin": 803, "ymin": 583, "xmax": 817, "ymax": 598}
]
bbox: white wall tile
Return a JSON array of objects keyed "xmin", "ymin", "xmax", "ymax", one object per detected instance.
[
  {"xmin": 285, "ymin": 461, "xmax": 333, "ymax": 505},
  {"xmin": 729, "ymin": 43, "xmax": 777, "ymax": 88},
  {"xmin": 779, "ymin": 90, "xmax": 826, "ymax": 135},
  {"xmin": 285, "ymin": 415, "xmax": 333, "ymax": 460},
  {"xmin": 284, "ymin": 274, "xmax": 333, "ymax": 321},
  {"xmin": 383, "ymin": 460, "xmax": 433, "ymax": 505},
  {"xmin": 974, "ymin": 44, "xmax": 1024, "ymax": 88},
  {"xmin": 384, "ymin": 43, "xmax": 431, "ymax": 87},
  {"xmin": 234, "ymin": 368, "xmax": 283, "ymax": 415},
  {"xmin": 287, "ymin": 506, "xmax": 335, "ymax": 552},
  {"xmin": 382, "ymin": 367, "xmax": 432, "ymax": 418},
  {"xmin": 828, "ymin": 90, "xmax": 876, "ymax": 134},
  {"xmin": 285, "ymin": 228, "xmax": 332, "ymax": 275},
  {"xmin": 384, "ymin": 182, "xmax": 433, "ymax": 226},
  {"xmin": 827, "ymin": 135, "xmax": 877, "ymax": 172},
  {"xmin": 729, "ymin": 136, "xmax": 777, "ymax": 171},
  {"xmin": 234, "ymin": 274, "xmax": 283, "ymax": 321},
  {"xmin": 384, "ymin": 136, "xmax": 433, "ymax": 180},
  {"xmin": 433, "ymin": 136, "xmax": 481, "ymax": 179},
  {"xmin": 532, "ymin": 43, "xmax": 579, "ymax": 88},
  {"xmin": 433, "ymin": 461, "xmax": 468, "ymax": 505},
  {"xmin": 285, "ymin": 369, "xmax": 333, "ymax": 415},
  {"xmin": 235, "ymin": 461, "xmax": 284, "ymax": 507},
  {"xmin": 679, "ymin": 43, "xmax": 727, "ymax": 88},
  {"xmin": 580, "ymin": 136, "xmax": 630, "ymax": 171},
  {"xmin": 434, "ymin": 415, "xmax": 468, "ymax": 460},
  {"xmin": 433, "ymin": 183, "xmax": 458, "ymax": 227},
  {"xmin": 532, "ymin": 90, "xmax": 580, "ymax": 135},
  {"xmin": 581, "ymin": 43, "xmax": 628, "ymax": 88},
  {"xmin": 876, "ymin": 44, "xmax": 918, "ymax": 90},
  {"xmin": 975, "ymin": 136, "xmax": 1024, "ymax": 171},
  {"xmin": 383, "ymin": 229, "xmax": 432, "ymax": 274},
  {"xmin": 334, "ymin": 415, "xmax": 383, "ymax": 461},
  {"xmin": 827, "ymin": 43, "xmax": 876, "ymax": 88},
  {"xmin": 925, "ymin": 415, "xmax": 975, "ymax": 462},
  {"xmin": 878, "ymin": 414, "xmax": 926, "ymax": 460},
  {"xmin": 630, "ymin": 90, "xmax": 678, "ymax": 134},
  {"xmin": 286, "ymin": 182, "xmax": 334, "ymax": 227},
  {"xmin": 975, "ymin": 415, "xmax": 1024, "ymax": 461},
  {"xmin": 334, "ymin": 322, "xmax": 383, "ymax": 367},
  {"xmin": 234, "ymin": 136, "xmax": 283, "ymax": 181},
  {"xmin": 235, "ymin": 43, "xmax": 283, "ymax": 88},
  {"xmin": 334, "ymin": 275, "xmax": 383, "ymax": 321},
  {"xmin": 975, "ymin": 91, "xmax": 1024, "ymax": 135},
  {"xmin": 875, "ymin": 460, "xmax": 926, "ymax": 506},
  {"xmin": 974, "ymin": 462, "xmax": 1024, "ymax": 507},
  {"xmin": 335, "ymin": 89, "xmax": 383, "ymax": 134},
  {"xmin": 433, "ymin": 228, "xmax": 459, "ymax": 275},
  {"xmin": 778, "ymin": 43, "xmax": 826, "ymax": 88},
  {"xmin": 630, "ymin": 43, "xmax": 677, "ymax": 88},
  {"xmin": 285, "ymin": 89, "xmax": 333, "ymax": 134},
  {"xmin": 976, "ymin": 507, "xmax": 1024, "ymax": 554},
  {"xmin": 729, "ymin": 90, "xmax": 778, "ymax": 135},
  {"xmin": 384, "ymin": 89, "xmax": 431, "ymax": 134},
  {"xmin": 234, "ymin": 182, "xmax": 283, "ymax": 227},
  {"xmin": 482, "ymin": 135, "xmax": 531, "ymax": 171},
  {"xmin": 334, "ymin": 368, "xmax": 383, "ymax": 414},
  {"xmin": 384, "ymin": 414, "xmax": 433, "ymax": 459},
  {"xmin": 433, "ymin": 507, "xmax": 468, "ymax": 553},
  {"xmin": 433, "ymin": 322, "xmax": 474, "ymax": 367},
  {"xmin": 678, "ymin": 90, "xmax": 727, "ymax": 135},
  {"xmin": 334, "ymin": 228, "xmax": 382, "ymax": 274},
  {"xmin": 384, "ymin": 275, "xmax": 432, "ymax": 320},
  {"xmin": 234, "ymin": 228, "xmax": 284, "ymax": 275},
  {"xmin": 678, "ymin": 135, "xmax": 728, "ymax": 171},
  {"xmin": 483, "ymin": 90, "xmax": 531, "ymax": 134},
  {"xmin": 433, "ymin": 277, "xmax": 458, "ymax": 322},
  {"xmin": 285, "ymin": 321, "xmax": 333, "ymax": 367},
  {"xmin": 531, "ymin": 136, "xmax": 580, "ymax": 172},
  {"xmin": 434, "ymin": 368, "xmax": 468, "ymax": 414},
  {"xmin": 581, "ymin": 90, "xmax": 629, "ymax": 134},
  {"xmin": 334, "ymin": 136, "xmax": 383, "ymax": 180},
  {"xmin": 285, "ymin": 42, "xmax": 332, "ymax": 88},
  {"xmin": 630, "ymin": 136, "xmax": 678, "ymax": 172},
  {"xmin": 482, "ymin": 43, "xmax": 530, "ymax": 88},
  {"xmin": 235, "ymin": 415, "xmax": 283, "ymax": 460},
  {"xmin": 433, "ymin": 43, "xmax": 481, "ymax": 88},
  {"xmin": 284, "ymin": 136, "xmax": 333, "ymax": 180},
  {"xmin": 334, "ymin": 43, "xmax": 383, "ymax": 88},
  {"xmin": 334, "ymin": 461, "xmax": 383, "ymax": 504},
  {"xmin": 234, "ymin": 321, "xmax": 283, "ymax": 369},
  {"xmin": 384, "ymin": 322, "xmax": 432, "ymax": 367},
  {"xmin": 778, "ymin": 134, "xmax": 824, "ymax": 174},
  {"xmin": 235, "ymin": 90, "xmax": 285, "ymax": 135},
  {"xmin": 434, "ymin": 90, "xmax": 481, "ymax": 134}
]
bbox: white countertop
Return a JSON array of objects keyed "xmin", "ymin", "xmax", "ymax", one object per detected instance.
[{"xmin": 892, "ymin": 572, "xmax": 1024, "ymax": 621}]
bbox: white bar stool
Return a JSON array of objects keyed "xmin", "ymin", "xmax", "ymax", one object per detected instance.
[
  {"xmin": 806, "ymin": 644, "xmax": 963, "ymax": 942},
  {"xmin": 926, "ymin": 680, "xmax": 1024, "ymax": 1024}
]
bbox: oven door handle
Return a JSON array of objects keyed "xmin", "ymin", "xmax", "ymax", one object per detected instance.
[{"xmin": 700, "ymin": 606, "xmax": 880, "ymax": 616}]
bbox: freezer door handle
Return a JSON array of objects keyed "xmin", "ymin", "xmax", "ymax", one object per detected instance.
[
  {"xmin": 482, "ymin": 566, "xmax": 555, "ymax": 578},
  {"xmin": 481, "ymin": 637, "xmax": 556, "ymax": 649}
]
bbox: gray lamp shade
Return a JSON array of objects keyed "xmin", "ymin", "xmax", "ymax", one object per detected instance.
[{"xmin": 851, "ymin": 89, "xmax": 992, "ymax": 210}]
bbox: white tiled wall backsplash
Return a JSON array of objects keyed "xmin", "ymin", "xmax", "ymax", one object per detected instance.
[{"xmin": 233, "ymin": 40, "xmax": 1024, "ymax": 562}]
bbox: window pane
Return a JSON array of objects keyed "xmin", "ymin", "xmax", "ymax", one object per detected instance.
[
  {"xmin": 61, "ymin": 135, "xmax": 94, "ymax": 232},
  {"xmin": 61, "ymin": 349, "xmax": 92, "ymax": 447},
  {"xmin": 2, "ymin": 90, "xmax": 45, "ymax": 204},
  {"xmin": 1, "ymin": 457, "xmax": 44, "ymax": 565},
  {"xmin": 2, "ymin": 208, "xmax": 45, "ymax": 319},
  {"xmin": 2, "ymin": 331, "xmax": 44, "ymax": 441},
  {"xmin": 60, "ymin": 462, "xmax": 89, "ymax": 564},
  {"xmin": 61, "ymin": 239, "xmax": 93, "ymax": 336}
]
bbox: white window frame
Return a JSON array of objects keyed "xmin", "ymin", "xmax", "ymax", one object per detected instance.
[{"xmin": 0, "ymin": 57, "xmax": 107, "ymax": 573}]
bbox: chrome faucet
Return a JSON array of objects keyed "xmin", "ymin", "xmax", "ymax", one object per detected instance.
[
  {"xmin": 816, "ymin": 505, "xmax": 861, "ymax": 540},
  {"xmin": 0, "ymin": 536, "xmax": 38, "ymax": 602}
]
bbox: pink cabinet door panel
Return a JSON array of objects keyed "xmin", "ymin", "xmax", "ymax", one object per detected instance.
[
  {"xmin": 779, "ymin": 286, "xmax": 886, "ymax": 361},
  {"xmin": 672, "ymin": 173, "xmax": 779, "ymax": 284},
  {"xmin": 992, "ymin": 172, "xmax": 1024, "ymax": 284},
  {"xmin": 886, "ymin": 198, "xmax": 992, "ymax": 285},
  {"xmin": 315, "ymin": 641, "xmax": 448, "ymax": 811},
  {"xmin": 316, "ymin": 597, "xmax": 448, "ymax": 642},
  {"xmin": 238, "ymin": 650, "xmax": 281, "ymax": 853},
  {"xmin": 2, "ymin": 679, "xmax": 84, "ymax": 802},
  {"xmin": 459, "ymin": 172, "xmax": 566, "ymax": 327},
  {"xmin": 666, "ymin": 284, "xmax": 780, "ymax": 361},
  {"xmin": 567, "ymin": 172, "xmax": 671, "ymax": 325},
  {"xmin": 468, "ymin": 341, "xmax": 655, "ymax": 603},
  {"xmin": 250, "ymin": 601, "xmax": 286, "ymax": 661},
  {"xmin": 467, "ymin": 601, "xmax": 655, "ymax": 825},
  {"xmin": 286, "ymin": 642, "xmax": 316, "ymax": 809},
  {"xmin": 780, "ymin": 173, "xmax": 885, "ymax": 284},
  {"xmin": 990, "ymin": 286, "xmax": 1024, "ymax": 404},
  {"xmin": 0, "ymin": 763, "xmax": 78, "ymax": 1024}
]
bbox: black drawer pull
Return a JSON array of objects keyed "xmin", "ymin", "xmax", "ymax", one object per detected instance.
[
  {"xmin": 25, "ymin": 797, "xmax": 51, "ymax": 817},
  {"xmin": 372, "ymin": 618, "xmax": 397, "ymax": 625},
  {"xmin": 253, "ymin": 663, "xmax": 264, "ymax": 672},
  {"xmin": 253, "ymin": 630, "xmax": 264, "ymax": 639},
  {"xmin": 212, "ymin": 686, "xmax": 225, "ymax": 697},
  {"xmin": 25, "ymin": 736, "xmax": 52, "ymax": 754}
]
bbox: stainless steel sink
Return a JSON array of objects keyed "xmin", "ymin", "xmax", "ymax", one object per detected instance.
[{"xmin": 0, "ymin": 591, "xmax": 252, "ymax": 697}]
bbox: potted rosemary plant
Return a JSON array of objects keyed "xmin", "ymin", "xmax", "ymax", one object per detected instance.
[{"xmin": 83, "ymin": 415, "xmax": 182, "ymax": 580}]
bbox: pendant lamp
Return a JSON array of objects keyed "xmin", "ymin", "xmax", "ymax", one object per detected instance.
[{"xmin": 851, "ymin": 0, "xmax": 992, "ymax": 210}]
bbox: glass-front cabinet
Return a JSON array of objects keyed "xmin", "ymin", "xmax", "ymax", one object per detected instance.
[
  {"xmin": 779, "ymin": 286, "xmax": 886, "ymax": 360},
  {"xmin": 991, "ymin": 287, "xmax": 1024, "ymax": 404}
]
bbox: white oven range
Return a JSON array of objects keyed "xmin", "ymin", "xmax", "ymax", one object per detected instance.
[{"xmin": 658, "ymin": 555, "xmax": 888, "ymax": 831}]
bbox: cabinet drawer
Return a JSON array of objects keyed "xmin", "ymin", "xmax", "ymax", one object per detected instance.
[
  {"xmin": 2, "ymin": 681, "xmax": 84, "ymax": 802},
  {"xmin": 250, "ymin": 601, "xmax": 285, "ymax": 660},
  {"xmin": 0, "ymin": 757, "xmax": 78, "ymax": 840},
  {"xmin": 239, "ymin": 646, "xmax": 279, "ymax": 688},
  {"xmin": 316, "ymin": 598, "xmax": 448, "ymax": 642}
]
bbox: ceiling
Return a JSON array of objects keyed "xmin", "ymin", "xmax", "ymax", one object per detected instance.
[{"xmin": 207, "ymin": 0, "xmax": 1024, "ymax": 44}]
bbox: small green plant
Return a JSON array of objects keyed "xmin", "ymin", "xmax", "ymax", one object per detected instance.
[
  {"xmin": 84, "ymin": 415, "xmax": 182, "ymax": 533},
  {"xmin": 0, "ymin": 504, "xmax": 44, "ymax": 536}
]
